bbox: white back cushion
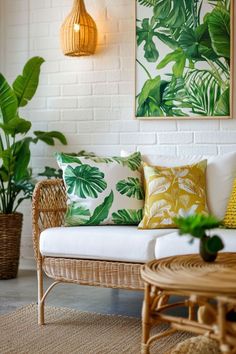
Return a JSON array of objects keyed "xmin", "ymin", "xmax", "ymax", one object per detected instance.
[{"xmin": 121, "ymin": 150, "xmax": 236, "ymax": 220}]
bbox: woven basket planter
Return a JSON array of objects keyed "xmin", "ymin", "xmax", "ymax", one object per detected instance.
[{"xmin": 0, "ymin": 213, "xmax": 23, "ymax": 279}]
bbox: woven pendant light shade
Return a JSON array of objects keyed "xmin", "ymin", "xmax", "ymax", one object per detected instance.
[{"xmin": 60, "ymin": 0, "xmax": 97, "ymax": 56}]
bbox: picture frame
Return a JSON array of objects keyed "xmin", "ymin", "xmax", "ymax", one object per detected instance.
[{"xmin": 135, "ymin": 0, "xmax": 234, "ymax": 120}]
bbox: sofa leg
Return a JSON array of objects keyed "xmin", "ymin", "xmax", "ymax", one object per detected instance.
[{"xmin": 37, "ymin": 264, "xmax": 45, "ymax": 325}]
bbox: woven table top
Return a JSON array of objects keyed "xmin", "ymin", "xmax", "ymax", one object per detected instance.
[{"xmin": 141, "ymin": 253, "xmax": 236, "ymax": 295}]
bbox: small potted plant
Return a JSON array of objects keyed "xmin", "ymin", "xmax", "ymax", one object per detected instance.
[
  {"xmin": 175, "ymin": 214, "xmax": 224, "ymax": 262},
  {"xmin": 0, "ymin": 57, "xmax": 67, "ymax": 279}
]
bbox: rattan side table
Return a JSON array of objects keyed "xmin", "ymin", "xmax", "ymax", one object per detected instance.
[{"xmin": 141, "ymin": 253, "xmax": 236, "ymax": 354}]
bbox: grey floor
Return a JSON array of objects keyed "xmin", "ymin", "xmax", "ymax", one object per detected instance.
[{"xmin": 0, "ymin": 270, "xmax": 144, "ymax": 317}]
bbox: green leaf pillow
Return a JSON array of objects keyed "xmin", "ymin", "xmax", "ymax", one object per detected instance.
[{"xmin": 57, "ymin": 152, "xmax": 144, "ymax": 226}]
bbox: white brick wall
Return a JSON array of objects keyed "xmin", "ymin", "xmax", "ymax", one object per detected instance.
[{"xmin": 0, "ymin": 0, "xmax": 236, "ymax": 269}]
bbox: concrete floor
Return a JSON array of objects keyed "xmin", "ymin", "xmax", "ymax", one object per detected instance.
[{"xmin": 0, "ymin": 270, "xmax": 144, "ymax": 317}]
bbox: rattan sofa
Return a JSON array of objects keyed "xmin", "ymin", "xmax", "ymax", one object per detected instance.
[
  {"xmin": 32, "ymin": 179, "xmax": 145, "ymax": 325},
  {"xmin": 32, "ymin": 152, "xmax": 236, "ymax": 325}
]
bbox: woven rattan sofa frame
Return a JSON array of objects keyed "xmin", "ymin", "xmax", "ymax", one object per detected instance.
[{"xmin": 32, "ymin": 179, "xmax": 145, "ymax": 325}]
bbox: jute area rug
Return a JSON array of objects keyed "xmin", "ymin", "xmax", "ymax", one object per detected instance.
[{"xmin": 0, "ymin": 304, "xmax": 192, "ymax": 354}]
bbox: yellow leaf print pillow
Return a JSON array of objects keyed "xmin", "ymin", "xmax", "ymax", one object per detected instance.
[
  {"xmin": 224, "ymin": 179, "xmax": 236, "ymax": 228},
  {"xmin": 139, "ymin": 160, "xmax": 208, "ymax": 229}
]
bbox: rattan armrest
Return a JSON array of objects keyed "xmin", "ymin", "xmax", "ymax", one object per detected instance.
[{"xmin": 32, "ymin": 179, "xmax": 67, "ymax": 261}]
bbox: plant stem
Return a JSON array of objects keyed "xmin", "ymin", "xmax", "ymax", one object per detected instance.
[{"xmin": 136, "ymin": 59, "xmax": 152, "ymax": 79}]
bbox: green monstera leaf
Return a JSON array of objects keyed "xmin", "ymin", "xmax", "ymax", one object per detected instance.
[
  {"xmin": 136, "ymin": 18, "xmax": 159, "ymax": 62},
  {"xmin": 112, "ymin": 209, "xmax": 143, "ymax": 225},
  {"xmin": 65, "ymin": 204, "xmax": 91, "ymax": 226},
  {"xmin": 113, "ymin": 152, "xmax": 141, "ymax": 171},
  {"xmin": 153, "ymin": 0, "xmax": 199, "ymax": 29},
  {"xmin": 64, "ymin": 164, "xmax": 107, "ymax": 198},
  {"xmin": 154, "ymin": 0, "xmax": 188, "ymax": 28},
  {"xmin": 116, "ymin": 177, "xmax": 144, "ymax": 200},
  {"xmin": 86, "ymin": 191, "xmax": 114, "ymax": 225}
]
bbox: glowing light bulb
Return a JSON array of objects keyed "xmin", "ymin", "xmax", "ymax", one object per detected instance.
[{"xmin": 74, "ymin": 23, "xmax": 80, "ymax": 32}]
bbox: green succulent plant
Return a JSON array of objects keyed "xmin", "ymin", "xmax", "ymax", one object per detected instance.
[
  {"xmin": 0, "ymin": 57, "xmax": 67, "ymax": 213},
  {"xmin": 175, "ymin": 214, "xmax": 224, "ymax": 262}
]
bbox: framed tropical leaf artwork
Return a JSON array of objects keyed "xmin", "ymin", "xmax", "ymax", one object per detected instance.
[{"xmin": 135, "ymin": 0, "xmax": 234, "ymax": 119}]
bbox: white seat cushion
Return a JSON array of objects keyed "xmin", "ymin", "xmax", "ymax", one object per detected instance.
[
  {"xmin": 155, "ymin": 229, "xmax": 236, "ymax": 259},
  {"xmin": 40, "ymin": 226, "xmax": 173, "ymax": 263}
]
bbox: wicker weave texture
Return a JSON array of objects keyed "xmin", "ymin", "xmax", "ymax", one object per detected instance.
[
  {"xmin": 32, "ymin": 179, "xmax": 145, "ymax": 291},
  {"xmin": 142, "ymin": 253, "xmax": 236, "ymax": 294},
  {"xmin": 0, "ymin": 213, "xmax": 23, "ymax": 279},
  {"xmin": 141, "ymin": 254, "xmax": 236, "ymax": 354},
  {"xmin": 43, "ymin": 257, "xmax": 144, "ymax": 290},
  {"xmin": 32, "ymin": 179, "xmax": 67, "ymax": 259},
  {"xmin": 60, "ymin": 0, "xmax": 97, "ymax": 56}
]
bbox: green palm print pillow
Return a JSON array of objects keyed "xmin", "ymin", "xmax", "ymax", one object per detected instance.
[{"xmin": 57, "ymin": 152, "xmax": 144, "ymax": 226}]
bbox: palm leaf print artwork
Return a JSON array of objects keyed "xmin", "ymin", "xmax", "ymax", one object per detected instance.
[{"xmin": 136, "ymin": 0, "xmax": 232, "ymax": 118}]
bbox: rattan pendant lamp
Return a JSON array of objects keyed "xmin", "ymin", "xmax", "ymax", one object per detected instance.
[{"xmin": 60, "ymin": 0, "xmax": 97, "ymax": 56}]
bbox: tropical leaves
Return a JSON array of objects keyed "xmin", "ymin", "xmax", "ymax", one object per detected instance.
[
  {"xmin": 34, "ymin": 131, "xmax": 67, "ymax": 145},
  {"xmin": 136, "ymin": 0, "xmax": 231, "ymax": 118},
  {"xmin": 64, "ymin": 164, "xmax": 107, "ymax": 198},
  {"xmin": 116, "ymin": 177, "xmax": 144, "ymax": 200},
  {"xmin": 184, "ymin": 70, "xmax": 221, "ymax": 116},
  {"xmin": 0, "ymin": 74, "xmax": 18, "ymax": 124},
  {"xmin": 175, "ymin": 213, "xmax": 221, "ymax": 238},
  {"xmin": 86, "ymin": 191, "xmax": 114, "ymax": 225},
  {"xmin": 112, "ymin": 209, "xmax": 143, "ymax": 225},
  {"xmin": 57, "ymin": 153, "xmax": 82, "ymax": 164},
  {"xmin": 157, "ymin": 48, "xmax": 187, "ymax": 78},
  {"xmin": 13, "ymin": 57, "xmax": 45, "ymax": 107},
  {"xmin": 138, "ymin": 0, "xmax": 157, "ymax": 6},
  {"xmin": 137, "ymin": 75, "xmax": 187, "ymax": 117},
  {"xmin": 137, "ymin": 76, "xmax": 166, "ymax": 116},
  {"xmin": 113, "ymin": 152, "xmax": 142, "ymax": 171},
  {"xmin": 136, "ymin": 18, "xmax": 159, "ymax": 62},
  {"xmin": 207, "ymin": 7, "xmax": 230, "ymax": 59},
  {"xmin": 208, "ymin": 0, "xmax": 230, "ymax": 11},
  {"xmin": 65, "ymin": 192, "xmax": 115, "ymax": 226},
  {"xmin": 139, "ymin": 162, "xmax": 208, "ymax": 228},
  {"xmin": 214, "ymin": 87, "xmax": 230, "ymax": 115},
  {"xmin": 59, "ymin": 151, "xmax": 144, "ymax": 226},
  {"xmin": 153, "ymin": 0, "xmax": 187, "ymax": 28},
  {"xmin": 65, "ymin": 204, "xmax": 91, "ymax": 226},
  {"xmin": 178, "ymin": 23, "xmax": 218, "ymax": 61},
  {"xmin": 0, "ymin": 57, "xmax": 67, "ymax": 213}
]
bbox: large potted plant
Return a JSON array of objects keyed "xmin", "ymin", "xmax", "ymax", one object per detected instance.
[{"xmin": 0, "ymin": 57, "xmax": 67, "ymax": 279}]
